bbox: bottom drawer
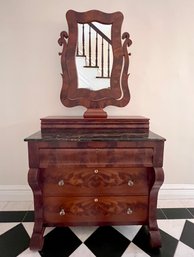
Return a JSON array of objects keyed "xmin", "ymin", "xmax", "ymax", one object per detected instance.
[{"xmin": 43, "ymin": 196, "xmax": 148, "ymax": 225}]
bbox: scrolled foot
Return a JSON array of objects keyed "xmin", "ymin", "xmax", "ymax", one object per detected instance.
[
  {"xmin": 29, "ymin": 232, "xmax": 44, "ymax": 251},
  {"xmin": 149, "ymin": 229, "xmax": 162, "ymax": 248}
]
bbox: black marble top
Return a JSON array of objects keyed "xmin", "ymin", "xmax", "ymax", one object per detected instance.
[{"xmin": 24, "ymin": 130, "xmax": 165, "ymax": 142}]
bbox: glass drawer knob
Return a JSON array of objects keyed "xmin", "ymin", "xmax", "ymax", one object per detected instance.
[
  {"xmin": 94, "ymin": 169, "xmax": 99, "ymax": 174},
  {"xmin": 94, "ymin": 198, "xmax": 98, "ymax": 202},
  {"xmin": 127, "ymin": 208, "xmax": 133, "ymax": 215},
  {"xmin": 59, "ymin": 209, "xmax": 65, "ymax": 216},
  {"xmin": 128, "ymin": 180, "xmax": 134, "ymax": 187},
  {"xmin": 58, "ymin": 180, "xmax": 64, "ymax": 186}
]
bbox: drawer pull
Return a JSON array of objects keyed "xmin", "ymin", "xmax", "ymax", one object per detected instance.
[
  {"xmin": 59, "ymin": 209, "xmax": 65, "ymax": 216},
  {"xmin": 128, "ymin": 180, "xmax": 134, "ymax": 187},
  {"xmin": 127, "ymin": 208, "xmax": 133, "ymax": 215},
  {"xmin": 94, "ymin": 198, "xmax": 98, "ymax": 202},
  {"xmin": 94, "ymin": 169, "xmax": 99, "ymax": 174},
  {"xmin": 58, "ymin": 180, "xmax": 64, "ymax": 186}
]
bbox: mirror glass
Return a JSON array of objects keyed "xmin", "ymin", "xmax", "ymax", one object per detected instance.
[{"xmin": 76, "ymin": 22, "xmax": 112, "ymax": 90}]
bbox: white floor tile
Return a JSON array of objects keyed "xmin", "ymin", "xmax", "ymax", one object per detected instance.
[
  {"xmin": 43, "ymin": 226, "xmax": 55, "ymax": 236},
  {"xmin": 2, "ymin": 201, "xmax": 32, "ymax": 211},
  {"xmin": 0, "ymin": 202, "xmax": 7, "ymax": 211},
  {"xmin": 0, "ymin": 222, "xmax": 19, "ymax": 235},
  {"xmin": 113, "ymin": 225, "xmax": 141, "ymax": 241},
  {"xmin": 158, "ymin": 219, "xmax": 186, "ymax": 240},
  {"xmin": 121, "ymin": 242, "xmax": 149, "ymax": 256},
  {"xmin": 180, "ymin": 199, "xmax": 194, "ymax": 208},
  {"xmin": 29, "ymin": 202, "xmax": 34, "ymax": 210},
  {"xmin": 22, "ymin": 225, "xmax": 55, "ymax": 237},
  {"xmin": 69, "ymin": 244, "xmax": 95, "ymax": 257},
  {"xmin": 18, "ymin": 248, "xmax": 41, "ymax": 256},
  {"xmin": 22, "ymin": 222, "xmax": 34, "ymax": 237},
  {"xmin": 158, "ymin": 199, "xmax": 194, "ymax": 208},
  {"xmin": 174, "ymin": 241, "xmax": 194, "ymax": 257},
  {"xmin": 157, "ymin": 199, "xmax": 184, "ymax": 208},
  {"xmin": 69, "ymin": 226, "xmax": 98, "ymax": 242}
]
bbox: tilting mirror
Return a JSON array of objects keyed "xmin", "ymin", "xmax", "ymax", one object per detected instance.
[{"xmin": 58, "ymin": 10, "xmax": 132, "ymax": 118}]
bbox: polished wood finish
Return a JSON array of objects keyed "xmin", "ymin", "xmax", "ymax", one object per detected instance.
[
  {"xmin": 42, "ymin": 167, "xmax": 149, "ymax": 196},
  {"xmin": 25, "ymin": 124, "xmax": 165, "ymax": 250},
  {"xmin": 58, "ymin": 10, "xmax": 132, "ymax": 117},
  {"xmin": 43, "ymin": 196, "xmax": 148, "ymax": 225},
  {"xmin": 25, "ymin": 10, "xmax": 165, "ymax": 252},
  {"xmin": 40, "ymin": 116, "xmax": 149, "ymax": 135}
]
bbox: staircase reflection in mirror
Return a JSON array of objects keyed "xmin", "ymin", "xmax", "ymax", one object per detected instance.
[{"xmin": 76, "ymin": 22, "xmax": 112, "ymax": 90}]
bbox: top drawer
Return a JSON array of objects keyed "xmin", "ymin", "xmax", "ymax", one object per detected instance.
[{"xmin": 39, "ymin": 148, "xmax": 153, "ymax": 167}]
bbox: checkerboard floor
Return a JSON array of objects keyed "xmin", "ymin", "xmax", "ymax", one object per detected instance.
[{"xmin": 1, "ymin": 206, "xmax": 194, "ymax": 256}]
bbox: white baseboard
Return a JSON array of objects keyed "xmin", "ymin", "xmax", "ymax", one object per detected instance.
[{"xmin": 0, "ymin": 184, "xmax": 194, "ymax": 201}]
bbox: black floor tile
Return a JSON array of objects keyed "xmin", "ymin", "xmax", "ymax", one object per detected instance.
[
  {"xmin": 84, "ymin": 226, "xmax": 130, "ymax": 257},
  {"xmin": 187, "ymin": 208, "xmax": 194, "ymax": 218},
  {"xmin": 0, "ymin": 223, "xmax": 30, "ymax": 257},
  {"xmin": 22, "ymin": 210, "xmax": 34, "ymax": 222},
  {"xmin": 180, "ymin": 220, "xmax": 194, "ymax": 249},
  {"xmin": 133, "ymin": 226, "xmax": 178, "ymax": 257},
  {"xmin": 0, "ymin": 211, "xmax": 27, "ymax": 222},
  {"xmin": 39, "ymin": 227, "xmax": 82, "ymax": 257},
  {"xmin": 161, "ymin": 208, "xmax": 193, "ymax": 219},
  {"xmin": 157, "ymin": 209, "xmax": 167, "ymax": 219}
]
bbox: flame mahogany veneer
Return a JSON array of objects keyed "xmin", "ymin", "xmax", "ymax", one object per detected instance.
[
  {"xmin": 25, "ymin": 10, "xmax": 165, "ymax": 251},
  {"xmin": 25, "ymin": 116, "xmax": 165, "ymax": 250}
]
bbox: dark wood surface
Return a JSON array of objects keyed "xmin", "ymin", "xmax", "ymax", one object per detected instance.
[
  {"xmin": 43, "ymin": 196, "xmax": 148, "ymax": 225},
  {"xmin": 26, "ymin": 117, "xmax": 165, "ymax": 250},
  {"xmin": 58, "ymin": 10, "xmax": 132, "ymax": 117},
  {"xmin": 40, "ymin": 116, "xmax": 150, "ymax": 135},
  {"xmin": 26, "ymin": 9, "xmax": 165, "ymax": 251},
  {"xmin": 42, "ymin": 167, "xmax": 149, "ymax": 197}
]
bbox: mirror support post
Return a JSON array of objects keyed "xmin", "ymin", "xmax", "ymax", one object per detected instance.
[{"xmin": 84, "ymin": 108, "xmax": 107, "ymax": 118}]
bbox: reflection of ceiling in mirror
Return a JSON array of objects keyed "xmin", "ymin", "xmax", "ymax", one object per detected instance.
[{"xmin": 76, "ymin": 22, "xmax": 112, "ymax": 91}]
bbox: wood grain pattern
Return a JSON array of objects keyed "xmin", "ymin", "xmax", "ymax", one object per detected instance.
[
  {"xmin": 26, "ymin": 117, "xmax": 165, "ymax": 249},
  {"xmin": 25, "ymin": 8, "xmax": 165, "ymax": 251},
  {"xmin": 43, "ymin": 196, "xmax": 148, "ymax": 225},
  {"xmin": 28, "ymin": 168, "xmax": 45, "ymax": 250},
  {"xmin": 148, "ymin": 167, "xmax": 164, "ymax": 248},
  {"xmin": 39, "ymin": 148, "xmax": 154, "ymax": 167},
  {"xmin": 42, "ymin": 167, "xmax": 149, "ymax": 196},
  {"xmin": 40, "ymin": 116, "xmax": 149, "ymax": 134},
  {"xmin": 58, "ymin": 10, "xmax": 132, "ymax": 116}
]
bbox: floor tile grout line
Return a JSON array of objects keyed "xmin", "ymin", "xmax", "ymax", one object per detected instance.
[
  {"xmin": 160, "ymin": 208, "xmax": 168, "ymax": 219},
  {"xmin": 21, "ymin": 211, "xmax": 29, "ymax": 223},
  {"xmin": 186, "ymin": 208, "xmax": 194, "ymax": 218}
]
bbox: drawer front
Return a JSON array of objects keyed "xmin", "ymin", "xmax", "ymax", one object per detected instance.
[
  {"xmin": 43, "ymin": 196, "xmax": 148, "ymax": 225},
  {"xmin": 39, "ymin": 148, "xmax": 153, "ymax": 167},
  {"xmin": 42, "ymin": 167, "xmax": 149, "ymax": 196}
]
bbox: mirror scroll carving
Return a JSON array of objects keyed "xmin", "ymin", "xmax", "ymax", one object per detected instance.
[{"xmin": 58, "ymin": 10, "xmax": 132, "ymax": 118}]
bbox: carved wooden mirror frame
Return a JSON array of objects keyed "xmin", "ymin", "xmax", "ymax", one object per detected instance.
[{"xmin": 58, "ymin": 10, "xmax": 132, "ymax": 118}]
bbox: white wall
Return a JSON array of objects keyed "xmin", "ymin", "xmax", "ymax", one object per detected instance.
[{"xmin": 0, "ymin": 0, "xmax": 194, "ymax": 186}]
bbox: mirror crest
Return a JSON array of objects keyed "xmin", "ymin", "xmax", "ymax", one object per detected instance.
[{"xmin": 58, "ymin": 10, "xmax": 132, "ymax": 118}]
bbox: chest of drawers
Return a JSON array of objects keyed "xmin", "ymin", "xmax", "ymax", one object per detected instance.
[{"xmin": 25, "ymin": 117, "xmax": 165, "ymax": 250}]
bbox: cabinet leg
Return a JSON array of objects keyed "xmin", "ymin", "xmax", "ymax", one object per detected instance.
[
  {"xmin": 148, "ymin": 167, "xmax": 164, "ymax": 248},
  {"xmin": 149, "ymin": 229, "xmax": 162, "ymax": 248},
  {"xmin": 28, "ymin": 168, "xmax": 45, "ymax": 250},
  {"xmin": 29, "ymin": 225, "xmax": 45, "ymax": 251}
]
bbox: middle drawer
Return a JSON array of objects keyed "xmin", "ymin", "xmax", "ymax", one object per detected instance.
[{"xmin": 41, "ymin": 167, "xmax": 149, "ymax": 196}]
